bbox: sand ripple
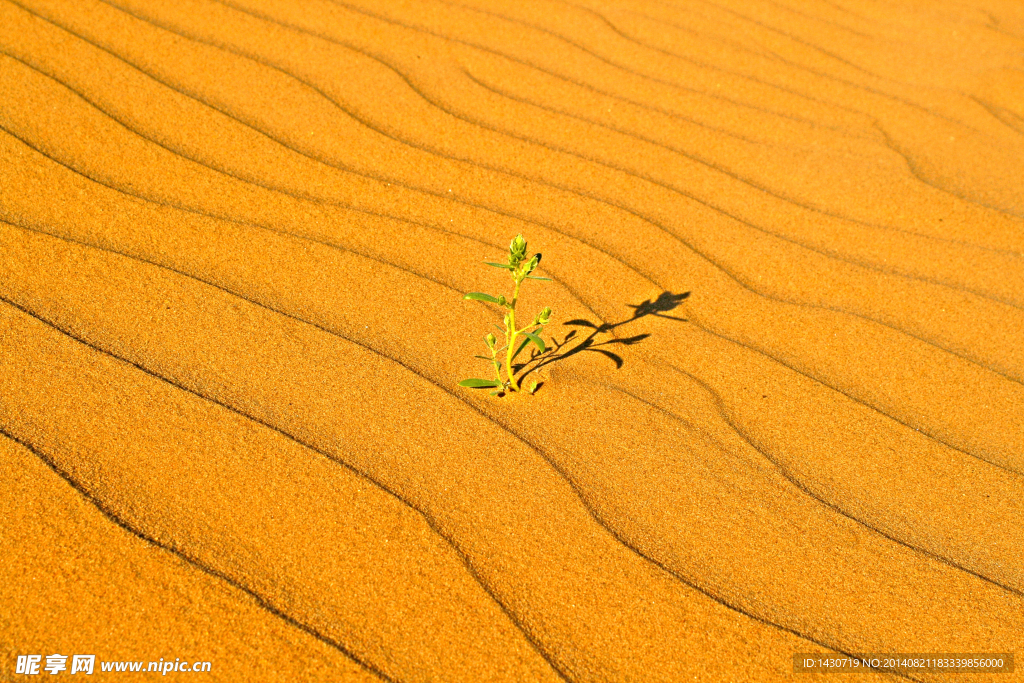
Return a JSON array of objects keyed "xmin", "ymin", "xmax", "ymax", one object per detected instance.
[{"xmin": 1, "ymin": 0, "xmax": 1022, "ymax": 680}]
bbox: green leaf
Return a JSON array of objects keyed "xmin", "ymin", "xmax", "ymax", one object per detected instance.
[
  {"xmin": 511, "ymin": 336, "xmax": 531, "ymax": 362},
  {"xmin": 510, "ymin": 327, "xmax": 546, "ymax": 362},
  {"xmin": 459, "ymin": 378, "xmax": 502, "ymax": 388},
  {"xmin": 463, "ymin": 292, "xmax": 500, "ymax": 303},
  {"xmin": 484, "ymin": 262, "xmax": 513, "ymax": 270},
  {"xmin": 522, "ymin": 331, "xmax": 546, "ymax": 353},
  {"xmin": 525, "ymin": 276, "xmax": 551, "ymax": 281}
]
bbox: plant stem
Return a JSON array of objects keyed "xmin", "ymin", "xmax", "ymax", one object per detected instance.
[
  {"xmin": 491, "ymin": 347, "xmax": 502, "ymax": 383},
  {"xmin": 505, "ymin": 278, "xmax": 523, "ymax": 391}
]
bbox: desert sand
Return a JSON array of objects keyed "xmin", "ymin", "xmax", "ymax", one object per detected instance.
[{"xmin": 1, "ymin": 0, "xmax": 1022, "ymax": 681}]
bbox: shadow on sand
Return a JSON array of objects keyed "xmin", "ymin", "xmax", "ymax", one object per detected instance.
[{"xmin": 517, "ymin": 291, "xmax": 689, "ymax": 386}]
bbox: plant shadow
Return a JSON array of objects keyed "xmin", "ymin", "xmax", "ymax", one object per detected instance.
[{"xmin": 516, "ymin": 291, "xmax": 689, "ymax": 379}]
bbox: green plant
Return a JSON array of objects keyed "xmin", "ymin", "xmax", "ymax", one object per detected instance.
[{"xmin": 459, "ymin": 234, "xmax": 552, "ymax": 395}]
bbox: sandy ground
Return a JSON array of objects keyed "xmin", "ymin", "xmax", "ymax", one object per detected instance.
[{"xmin": 1, "ymin": 0, "xmax": 1023, "ymax": 681}]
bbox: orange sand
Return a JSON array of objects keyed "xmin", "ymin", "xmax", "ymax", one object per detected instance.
[{"xmin": 1, "ymin": 0, "xmax": 1022, "ymax": 681}]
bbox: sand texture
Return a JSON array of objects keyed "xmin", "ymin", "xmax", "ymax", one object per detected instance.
[{"xmin": 1, "ymin": 0, "xmax": 1023, "ymax": 681}]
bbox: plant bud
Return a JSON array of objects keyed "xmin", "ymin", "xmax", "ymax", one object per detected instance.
[
  {"xmin": 497, "ymin": 295, "xmax": 507, "ymax": 306},
  {"xmin": 508, "ymin": 234, "xmax": 528, "ymax": 267},
  {"xmin": 538, "ymin": 307, "xmax": 552, "ymax": 325},
  {"xmin": 486, "ymin": 333, "xmax": 496, "ymax": 348}
]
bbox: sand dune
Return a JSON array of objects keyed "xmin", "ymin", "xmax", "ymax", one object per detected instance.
[{"xmin": 1, "ymin": 0, "xmax": 1022, "ymax": 681}]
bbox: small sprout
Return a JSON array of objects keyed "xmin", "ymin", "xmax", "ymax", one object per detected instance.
[
  {"xmin": 462, "ymin": 234, "xmax": 553, "ymax": 394},
  {"xmin": 528, "ymin": 380, "xmax": 539, "ymax": 394}
]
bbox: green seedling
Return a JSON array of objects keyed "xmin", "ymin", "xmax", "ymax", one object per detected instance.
[{"xmin": 459, "ymin": 234, "xmax": 552, "ymax": 395}]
